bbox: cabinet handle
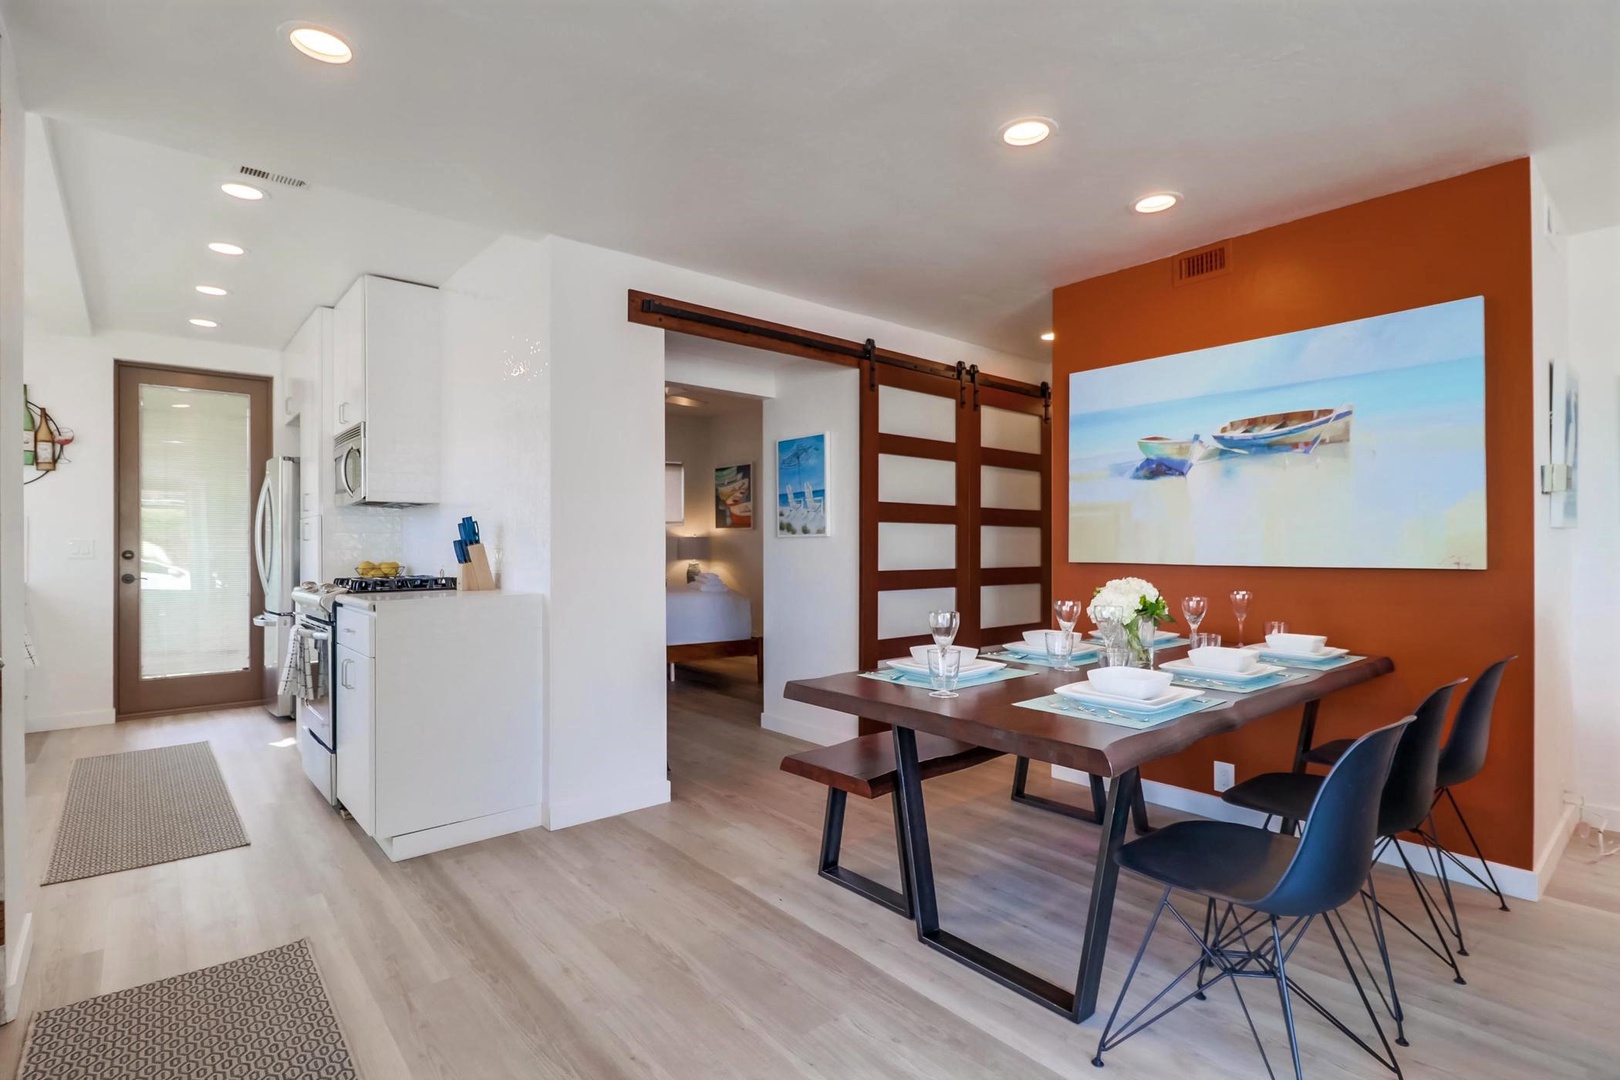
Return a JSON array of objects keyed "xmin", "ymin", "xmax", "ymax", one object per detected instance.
[
  {"xmin": 340, "ymin": 658, "xmax": 354, "ymax": 690},
  {"xmin": 339, "ymin": 403, "xmax": 347, "ymax": 424}
]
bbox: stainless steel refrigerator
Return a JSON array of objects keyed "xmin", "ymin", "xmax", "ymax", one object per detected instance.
[{"xmin": 253, "ymin": 457, "xmax": 300, "ymax": 718}]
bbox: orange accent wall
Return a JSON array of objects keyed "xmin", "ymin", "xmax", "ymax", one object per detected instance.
[{"xmin": 1051, "ymin": 160, "xmax": 1535, "ymax": 869}]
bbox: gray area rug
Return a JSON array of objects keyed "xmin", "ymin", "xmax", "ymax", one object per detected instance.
[
  {"xmin": 18, "ymin": 939, "xmax": 357, "ymax": 1079},
  {"xmin": 43, "ymin": 741, "xmax": 249, "ymax": 885}
]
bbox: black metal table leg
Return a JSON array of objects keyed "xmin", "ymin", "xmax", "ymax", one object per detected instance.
[
  {"xmin": 1010, "ymin": 755, "xmax": 1107, "ymax": 824},
  {"xmin": 893, "ymin": 725, "xmax": 1138, "ymax": 1024},
  {"xmin": 1280, "ymin": 699, "xmax": 1321, "ymax": 834},
  {"xmin": 1074, "ymin": 768, "xmax": 1139, "ymax": 1021}
]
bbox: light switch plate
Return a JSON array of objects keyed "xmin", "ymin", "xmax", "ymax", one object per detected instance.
[{"xmin": 67, "ymin": 538, "xmax": 95, "ymax": 560}]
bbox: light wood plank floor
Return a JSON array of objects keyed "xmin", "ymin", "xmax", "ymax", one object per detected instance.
[{"xmin": 2, "ymin": 662, "xmax": 1617, "ymax": 1078}]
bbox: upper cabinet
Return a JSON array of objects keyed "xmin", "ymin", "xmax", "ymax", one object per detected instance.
[{"xmin": 331, "ymin": 275, "xmax": 443, "ymax": 505}]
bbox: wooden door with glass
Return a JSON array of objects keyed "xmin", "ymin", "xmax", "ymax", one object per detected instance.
[{"xmin": 114, "ymin": 362, "xmax": 272, "ymax": 718}]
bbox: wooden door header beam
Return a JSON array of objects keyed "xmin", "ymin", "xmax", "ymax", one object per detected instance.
[{"xmin": 629, "ymin": 289, "xmax": 1049, "ymax": 401}]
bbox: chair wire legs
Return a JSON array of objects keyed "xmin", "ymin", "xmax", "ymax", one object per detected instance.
[
  {"xmin": 1093, "ymin": 889, "xmax": 1403, "ymax": 1078},
  {"xmin": 1367, "ymin": 837, "xmax": 1467, "ymax": 986},
  {"xmin": 1404, "ymin": 787, "xmax": 1511, "ymax": 961}
]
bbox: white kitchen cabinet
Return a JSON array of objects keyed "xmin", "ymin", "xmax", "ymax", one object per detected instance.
[
  {"xmin": 329, "ymin": 274, "xmax": 442, "ymax": 505},
  {"xmin": 334, "ymin": 633, "xmax": 376, "ymax": 837},
  {"xmin": 299, "ymin": 514, "xmax": 321, "ymax": 585},
  {"xmin": 330, "ymin": 592, "xmax": 542, "ymax": 861}
]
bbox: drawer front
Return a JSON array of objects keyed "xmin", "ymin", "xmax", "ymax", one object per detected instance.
[{"xmin": 335, "ymin": 605, "xmax": 375, "ymax": 657}]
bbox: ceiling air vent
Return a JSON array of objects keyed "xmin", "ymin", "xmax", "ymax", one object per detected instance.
[
  {"xmin": 1173, "ymin": 242, "xmax": 1230, "ymax": 286},
  {"xmin": 238, "ymin": 165, "xmax": 307, "ymax": 189}
]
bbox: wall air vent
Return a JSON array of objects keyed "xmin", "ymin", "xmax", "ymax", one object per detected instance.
[
  {"xmin": 238, "ymin": 165, "xmax": 307, "ymax": 189},
  {"xmin": 1173, "ymin": 242, "xmax": 1230, "ymax": 286}
]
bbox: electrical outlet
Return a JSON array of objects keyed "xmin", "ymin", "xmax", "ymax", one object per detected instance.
[{"xmin": 1213, "ymin": 761, "xmax": 1235, "ymax": 792}]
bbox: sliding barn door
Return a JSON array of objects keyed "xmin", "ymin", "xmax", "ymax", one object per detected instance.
[{"xmin": 859, "ymin": 362, "xmax": 1051, "ymax": 682}]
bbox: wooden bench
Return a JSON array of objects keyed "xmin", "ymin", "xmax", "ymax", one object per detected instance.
[{"xmin": 781, "ymin": 733, "xmax": 1003, "ymax": 916}]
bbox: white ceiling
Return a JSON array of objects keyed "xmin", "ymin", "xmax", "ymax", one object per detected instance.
[
  {"xmin": 34, "ymin": 120, "xmax": 495, "ymax": 347},
  {"xmin": 5, "ymin": 0, "xmax": 1617, "ymax": 357}
]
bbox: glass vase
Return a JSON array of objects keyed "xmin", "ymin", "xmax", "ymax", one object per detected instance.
[{"xmin": 1126, "ymin": 615, "xmax": 1157, "ymax": 669}]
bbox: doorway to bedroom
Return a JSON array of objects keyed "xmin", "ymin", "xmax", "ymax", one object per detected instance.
[{"xmin": 664, "ymin": 381, "xmax": 766, "ymax": 690}]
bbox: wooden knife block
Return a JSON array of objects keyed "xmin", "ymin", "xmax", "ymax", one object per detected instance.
[{"xmin": 458, "ymin": 543, "xmax": 497, "ymax": 591}]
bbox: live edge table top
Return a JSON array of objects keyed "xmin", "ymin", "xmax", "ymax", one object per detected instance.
[{"xmin": 784, "ymin": 651, "xmax": 1395, "ymax": 778}]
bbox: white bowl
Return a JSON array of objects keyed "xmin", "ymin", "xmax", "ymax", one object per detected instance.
[
  {"xmin": 1267, "ymin": 633, "xmax": 1327, "ymax": 655},
  {"xmin": 1023, "ymin": 629, "xmax": 1078, "ymax": 650},
  {"xmin": 1188, "ymin": 646, "xmax": 1260, "ymax": 673},
  {"xmin": 909, "ymin": 644, "xmax": 979, "ymax": 665},
  {"xmin": 1086, "ymin": 666, "xmax": 1174, "ymax": 701}
]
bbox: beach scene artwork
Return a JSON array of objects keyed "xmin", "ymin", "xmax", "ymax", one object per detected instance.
[
  {"xmin": 714, "ymin": 463, "xmax": 753, "ymax": 529},
  {"xmin": 777, "ymin": 433, "xmax": 828, "ymax": 537},
  {"xmin": 1068, "ymin": 296, "xmax": 1487, "ymax": 570}
]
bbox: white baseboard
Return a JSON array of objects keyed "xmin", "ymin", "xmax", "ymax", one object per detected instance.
[
  {"xmin": 1533, "ymin": 803, "xmax": 1580, "ymax": 898},
  {"xmin": 762, "ymin": 709, "xmax": 856, "ymax": 746},
  {"xmin": 378, "ymin": 804, "xmax": 543, "ymax": 861},
  {"xmin": 5, "ymin": 911, "xmax": 33, "ymax": 1023},
  {"xmin": 1049, "ymin": 766, "xmax": 1541, "ymax": 902},
  {"xmin": 544, "ymin": 777, "xmax": 671, "ymax": 830},
  {"xmin": 27, "ymin": 707, "xmax": 116, "ymax": 732}
]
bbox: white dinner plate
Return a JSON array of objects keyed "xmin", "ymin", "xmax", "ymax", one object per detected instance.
[
  {"xmin": 884, "ymin": 657, "xmax": 1007, "ymax": 679},
  {"xmin": 1002, "ymin": 640, "xmax": 1100, "ymax": 657},
  {"xmin": 1161, "ymin": 658, "xmax": 1287, "ymax": 681},
  {"xmin": 1242, "ymin": 644, "xmax": 1350, "ymax": 660},
  {"xmin": 1054, "ymin": 682, "xmax": 1203, "ymax": 712}
]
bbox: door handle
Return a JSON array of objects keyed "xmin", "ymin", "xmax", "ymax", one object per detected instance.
[
  {"xmin": 121, "ymin": 573, "xmax": 136, "ymax": 584},
  {"xmin": 340, "ymin": 658, "xmax": 354, "ymax": 690}
]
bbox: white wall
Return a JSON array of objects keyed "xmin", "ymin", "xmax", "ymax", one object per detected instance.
[
  {"xmin": 1529, "ymin": 160, "xmax": 1578, "ymax": 873},
  {"xmin": 664, "ymin": 408, "xmax": 765, "ymax": 625},
  {"xmin": 1, "ymin": 30, "xmax": 32, "ymax": 1018},
  {"xmin": 760, "ymin": 363, "xmax": 863, "ymax": 743},
  {"xmin": 20, "ymin": 327, "xmax": 280, "ymax": 731},
  {"xmin": 1567, "ymin": 224, "xmax": 1620, "ymax": 822}
]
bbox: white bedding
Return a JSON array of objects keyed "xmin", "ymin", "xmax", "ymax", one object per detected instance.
[{"xmin": 666, "ymin": 585, "xmax": 753, "ymax": 646}]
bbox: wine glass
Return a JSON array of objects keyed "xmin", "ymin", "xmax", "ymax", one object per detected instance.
[
  {"xmin": 1092, "ymin": 603, "xmax": 1131, "ymax": 668},
  {"xmin": 1181, "ymin": 596, "xmax": 1208, "ymax": 642},
  {"xmin": 1053, "ymin": 599, "xmax": 1083, "ymax": 633},
  {"xmin": 928, "ymin": 610, "xmax": 960, "ymax": 649},
  {"xmin": 1230, "ymin": 590, "xmax": 1253, "ymax": 646}
]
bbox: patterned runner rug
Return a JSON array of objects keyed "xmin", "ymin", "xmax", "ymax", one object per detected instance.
[
  {"xmin": 18, "ymin": 940, "xmax": 357, "ymax": 1079},
  {"xmin": 43, "ymin": 741, "xmax": 249, "ymax": 885}
]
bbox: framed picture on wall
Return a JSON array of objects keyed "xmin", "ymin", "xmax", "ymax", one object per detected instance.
[
  {"xmin": 776, "ymin": 433, "xmax": 828, "ymax": 537},
  {"xmin": 714, "ymin": 463, "xmax": 754, "ymax": 529}
]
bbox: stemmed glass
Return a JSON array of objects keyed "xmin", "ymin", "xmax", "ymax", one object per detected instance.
[
  {"xmin": 1092, "ymin": 603, "xmax": 1131, "ymax": 668},
  {"xmin": 928, "ymin": 610, "xmax": 960, "ymax": 650},
  {"xmin": 1230, "ymin": 590, "xmax": 1253, "ymax": 646},
  {"xmin": 1181, "ymin": 596, "xmax": 1208, "ymax": 643},
  {"xmin": 1053, "ymin": 599, "xmax": 1083, "ymax": 633}
]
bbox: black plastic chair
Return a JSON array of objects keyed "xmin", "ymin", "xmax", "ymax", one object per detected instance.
[
  {"xmin": 1300, "ymin": 657, "xmax": 1517, "ymax": 949},
  {"xmin": 1093, "ymin": 718, "xmax": 1411, "ymax": 1079},
  {"xmin": 1222, "ymin": 679, "xmax": 1466, "ymax": 1045}
]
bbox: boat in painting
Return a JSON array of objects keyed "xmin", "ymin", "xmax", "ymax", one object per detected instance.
[
  {"xmin": 1210, "ymin": 405, "xmax": 1353, "ymax": 453},
  {"xmin": 1136, "ymin": 436, "xmax": 1197, "ymax": 476}
]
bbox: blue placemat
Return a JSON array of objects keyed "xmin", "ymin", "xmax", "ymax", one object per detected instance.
[
  {"xmin": 1166, "ymin": 670, "xmax": 1313, "ymax": 694},
  {"xmin": 1245, "ymin": 650, "xmax": 1367, "ymax": 670},
  {"xmin": 983, "ymin": 649, "xmax": 1100, "ymax": 670},
  {"xmin": 859, "ymin": 666, "xmax": 1042, "ymax": 690},
  {"xmin": 1014, "ymin": 693, "xmax": 1229, "ymax": 729}
]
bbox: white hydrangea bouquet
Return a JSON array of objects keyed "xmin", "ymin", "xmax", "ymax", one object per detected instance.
[{"xmin": 1088, "ymin": 577, "xmax": 1173, "ymax": 666}]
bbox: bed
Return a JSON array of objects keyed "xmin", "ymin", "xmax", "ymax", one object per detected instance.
[{"xmin": 666, "ymin": 585, "xmax": 763, "ymax": 683}]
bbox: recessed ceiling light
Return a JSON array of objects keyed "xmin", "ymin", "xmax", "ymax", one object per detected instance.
[
  {"xmin": 666, "ymin": 395, "xmax": 703, "ymax": 408},
  {"xmin": 171, "ymin": 403, "xmax": 192, "ymax": 409},
  {"xmin": 189, "ymin": 318, "xmax": 218, "ymax": 328},
  {"xmin": 1000, "ymin": 117, "xmax": 1055, "ymax": 147},
  {"xmin": 196, "ymin": 285, "xmax": 229, "ymax": 296},
  {"xmin": 288, "ymin": 25, "xmax": 353, "ymax": 64},
  {"xmin": 1040, "ymin": 332, "xmax": 1056, "ymax": 342},
  {"xmin": 221, "ymin": 182, "xmax": 265, "ymax": 201},
  {"xmin": 1133, "ymin": 192, "xmax": 1181, "ymax": 214},
  {"xmin": 208, "ymin": 242, "xmax": 245, "ymax": 256}
]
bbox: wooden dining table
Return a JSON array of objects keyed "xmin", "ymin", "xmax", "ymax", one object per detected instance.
[{"xmin": 783, "ymin": 645, "xmax": 1394, "ymax": 1024}]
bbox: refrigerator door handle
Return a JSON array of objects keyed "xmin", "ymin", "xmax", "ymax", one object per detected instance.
[{"xmin": 254, "ymin": 470, "xmax": 274, "ymax": 598}]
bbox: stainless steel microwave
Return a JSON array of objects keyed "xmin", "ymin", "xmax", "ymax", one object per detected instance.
[{"xmin": 334, "ymin": 424, "xmax": 365, "ymax": 506}]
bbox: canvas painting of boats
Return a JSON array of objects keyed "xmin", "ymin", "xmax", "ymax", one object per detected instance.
[{"xmin": 1068, "ymin": 296, "xmax": 1487, "ymax": 569}]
